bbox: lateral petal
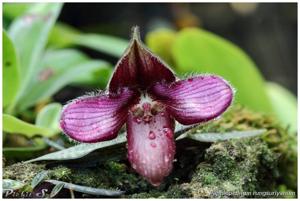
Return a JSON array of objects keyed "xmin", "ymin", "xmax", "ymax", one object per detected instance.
[
  {"xmin": 60, "ymin": 88, "xmax": 138, "ymax": 143},
  {"xmin": 127, "ymin": 109, "xmax": 175, "ymax": 186},
  {"xmin": 150, "ymin": 75, "xmax": 234, "ymax": 125},
  {"xmin": 109, "ymin": 26, "xmax": 176, "ymax": 93}
]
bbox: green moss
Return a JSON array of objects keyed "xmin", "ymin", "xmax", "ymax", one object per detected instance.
[
  {"xmin": 50, "ymin": 166, "xmax": 72, "ymax": 181},
  {"xmin": 188, "ymin": 106, "xmax": 297, "ymax": 190},
  {"xmin": 182, "ymin": 138, "xmax": 280, "ymax": 198},
  {"xmin": 3, "ymin": 162, "xmax": 45, "ymax": 183},
  {"xmin": 128, "ymin": 185, "xmax": 192, "ymax": 198},
  {"xmin": 59, "ymin": 161, "xmax": 152, "ymax": 193}
]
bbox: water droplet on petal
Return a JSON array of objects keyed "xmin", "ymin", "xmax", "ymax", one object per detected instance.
[
  {"xmin": 148, "ymin": 131, "xmax": 156, "ymax": 140},
  {"xmin": 160, "ymin": 112, "xmax": 165, "ymax": 117}
]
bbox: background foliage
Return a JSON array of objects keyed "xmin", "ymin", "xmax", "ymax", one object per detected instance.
[{"xmin": 2, "ymin": 2, "xmax": 297, "ymax": 198}]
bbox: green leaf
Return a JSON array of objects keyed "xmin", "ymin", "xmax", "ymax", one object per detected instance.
[
  {"xmin": 3, "ymin": 179, "xmax": 25, "ymax": 190},
  {"xmin": 3, "ymin": 114, "xmax": 53, "ymax": 137},
  {"xmin": 43, "ymin": 137, "xmax": 65, "ymax": 150},
  {"xmin": 3, "ymin": 3, "xmax": 30, "ymax": 19},
  {"xmin": 172, "ymin": 28, "xmax": 273, "ymax": 113},
  {"xmin": 176, "ymin": 129, "xmax": 266, "ymax": 142},
  {"xmin": 46, "ymin": 180, "xmax": 124, "ymax": 197},
  {"xmin": 50, "ymin": 183, "xmax": 65, "ymax": 198},
  {"xmin": 37, "ymin": 48, "xmax": 89, "ymax": 71},
  {"xmin": 26, "ymin": 126, "xmax": 266, "ymax": 164},
  {"xmin": 36, "ymin": 103, "xmax": 62, "ymax": 133},
  {"xmin": 3, "ymin": 31, "xmax": 20, "ymax": 110},
  {"xmin": 25, "ymin": 134, "xmax": 127, "ymax": 163},
  {"xmin": 17, "ymin": 52, "xmax": 111, "ymax": 111},
  {"xmin": 8, "ymin": 3, "xmax": 62, "ymax": 107},
  {"xmin": 48, "ymin": 23, "xmax": 80, "ymax": 48},
  {"xmin": 3, "ymin": 143, "xmax": 48, "ymax": 160},
  {"xmin": 49, "ymin": 23, "xmax": 128, "ymax": 57},
  {"xmin": 74, "ymin": 34, "xmax": 128, "ymax": 57},
  {"xmin": 25, "ymin": 125, "xmax": 198, "ymax": 163},
  {"xmin": 266, "ymin": 82, "xmax": 297, "ymax": 133},
  {"xmin": 146, "ymin": 28, "xmax": 177, "ymax": 66},
  {"xmin": 31, "ymin": 170, "xmax": 49, "ymax": 189}
]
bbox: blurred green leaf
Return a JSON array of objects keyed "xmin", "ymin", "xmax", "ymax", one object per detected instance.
[
  {"xmin": 39, "ymin": 49, "xmax": 111, "ymax": 87},
  {"xmin": 172, "ymin": 28, "xmax": 273, "ymax": 113},
  {"xmin": 146, "ymin": 28, "xmax": 177, "ymax": 66},
  {"xmin": 3, "ymin": 31, "xmax": 20, "ymax": 110},
  {"xmin": 266, "ymin": 82, "xmax": 297, "ymax": 133},
  {"xmin": 49, "ymin": 23, "xmax": 128, "ymax": 57},
  {"xmin": 74, "ymin": 34, "xmax": 128, "ymax": 57},
  {"xmin": 17, "ymin": 49, "xmax": 111, "ymax": 111},
  {"xmin": 48, "ymin": 23, "xmax": 80, "ymax": 48},
  {"xmin": 3, "ymin": 138, "xmax": 48, "ymax": 160},
  {"xmin": 3, "ymin": 114, "xmax": 53, "ymax": 137},
  {"xmin": 37, "ymin": 48, "xmax": 89, "ymax": 71},
  {"xmin": 8, "ymin": 3, "xmax": 62, "ymax": 108},
  {"xmin": 36, "ymin": 103, "xmax": 62, "ymax": 133},
  {"xmin": 3, "ymin": 3, "xmax": 30, "ymax": 19},
  {"xmin": 3, "ymin": 144, "xmax": 48, "ymax": 159}
]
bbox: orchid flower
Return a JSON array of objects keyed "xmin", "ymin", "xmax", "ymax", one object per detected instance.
[{"xmin": 60, "ymin": 27, "xmax": 234, "ymax": 186}]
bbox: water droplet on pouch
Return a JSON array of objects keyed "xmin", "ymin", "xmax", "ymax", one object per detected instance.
[
  {"xmin": 151, "ymin": 181, "xmax": 161, "ymax": 187},
  {"xmin": 150, "ymin": 142, "xmax": 157, "ymax": 148},
  {"xmin": 163, "ymin": 127, "xmax": 173, "ymax": 138},
  {"xmin": 164, "ymin": 155, "xmax": 169, "ymax": 163},
  {"xmin": 134, "ymin": 117, "xmax": 142, "ymax": 124},
  {"xmin": 148, "ymin": 131, "xmax": 156, "ymax": 140},
  {"xmin": 132, "ymin": 163, "xmax": 137, "ymax": 169}
]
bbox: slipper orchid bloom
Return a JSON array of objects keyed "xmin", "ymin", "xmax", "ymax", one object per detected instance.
[{"xmin": 60, "ymin": 27, "xmax": 234, "ymax": 186}]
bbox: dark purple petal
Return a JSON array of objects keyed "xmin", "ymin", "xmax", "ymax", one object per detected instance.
[
  {"xmin": 60, "ymin": 88, "xmax": 139, "ymax": 143},
  {"xmin": 150, "ymin": 75, "xmax": 234, "ymax": 125},
  {"xmin": 108, "ymin": 26, "xmax": 176, "ymax": 93},
  {"xmin": 127, "ymin": 109, "xmax": 175, "ymax": 186}
]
